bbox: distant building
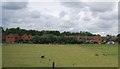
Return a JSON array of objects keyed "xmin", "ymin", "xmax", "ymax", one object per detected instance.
[
  {"xmin": 77, "ymin": 36, "xmax": 102, "ymax": 43},
  {"xmin": 108, "ymin": 36, "xmax": 117, "ymax": 42},
  {"xmin": 5, "ymin": 34, "xmax": 20, "ymax": 44},
  {"xmin": 101, "ymin": 37, "xmax": 108, "ymax": 42},
  {"xmin": 101, "ymin": 36, "xmax": 118, "ymax": 44},
  {"xmin": 21, "ymin": 34, "xmax": 32, "ymax": 40},
  {"xmin": 5, "ymin": 33, "xmax": 32, "ymax": 44},
  {"xmin": 77, "ymin": 36, "xmax": 87, "ymax": 42}
]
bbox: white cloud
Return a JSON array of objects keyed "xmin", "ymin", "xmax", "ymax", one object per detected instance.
[
  {"xmin": 2, "ymin": 2, "xmax": 118, "ymax": 36},
  {"xmin": 59, "ymin": 11, "xmax": 67, "ymax": 18}
]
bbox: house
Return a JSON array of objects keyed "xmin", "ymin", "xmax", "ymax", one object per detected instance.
[
  {"xmin": 5, "ymin": 34, "xmax": 20, "ymax": 44},
  {"xmin": 77, "ymin": 36, "xmax": 102, "ymax": 43},
  {"xmin": 5, "ymin": 33, "xmax": 32, "ymax": 44},
  {"xmin": 87, "ymin": 36, "xmax": 102, "ymax": 43},
  {"xmin": 101, "ymin": 37, "xmax": 108, "ymax": 42},
  {"xmin": 21, "ymin": 34, "xmax": 32, "ymax": 40},
  {"xmin": 101, "ymin": 36, "xmax": 117, "ymax": 44},
  {"xmin": 107, "ymin": 36, "xmax": 117, "ymax": 44},
  {"xmin": 108, "ymin": 36, "xmax": 117, "ymax": 42},
  {"xmin": 77, "ymin": 36, "xmax": 87, "ymax": 42}
]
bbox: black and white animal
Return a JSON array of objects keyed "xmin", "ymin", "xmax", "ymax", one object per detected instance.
[
  {"xmin": 41, "ymin": 55, "xmax": 45, "ymax": 58},
  {"xmin": 95, "ymin": 54, "xmax": 99, "ymax": 56},
  {"xmin": 103, "ymin": 53, "xmax": 107, "ymax": 56}
]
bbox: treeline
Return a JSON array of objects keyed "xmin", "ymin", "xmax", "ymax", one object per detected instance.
[
  {"xmin": 31, "ymin": 35, "xmax": 80, "ymax": 44},
  {"xmin": 1, "ymin": 27, "xmax": 120, "ymax": 44},
  {"xmin": 1, "ymin": 27, "xmax": 98, "ymax": 44},
  {"xmin": 1, "ymin": 27, "xmax": 97, "ymax": 36}
]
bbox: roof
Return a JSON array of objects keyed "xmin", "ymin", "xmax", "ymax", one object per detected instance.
[{"xmin": 6, "ymin": 33, "xmax": 19, "ymax": 36}]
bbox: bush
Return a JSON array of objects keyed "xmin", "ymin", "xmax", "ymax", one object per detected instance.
[{"xmin": 31, "ymin": 35, "xmax": 79, "ymax": 44}]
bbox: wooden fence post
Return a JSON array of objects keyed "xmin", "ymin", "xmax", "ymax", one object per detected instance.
[{"xmin": 52, "ymin": 62, "xmax": 55, "ymax": 69}]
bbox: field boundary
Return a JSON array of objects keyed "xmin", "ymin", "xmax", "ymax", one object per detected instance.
[{"xmin": 1, "ymin": 67, "xmax": 119, "ymax": 69}]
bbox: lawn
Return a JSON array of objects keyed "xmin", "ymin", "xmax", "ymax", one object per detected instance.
[
  {"xmin": 0, "ymin": 44, "xmax": 2, "ymax": 68},
  {"xmin": 2, "ymin": 44, "xmax": 118, "ymax": 67}
]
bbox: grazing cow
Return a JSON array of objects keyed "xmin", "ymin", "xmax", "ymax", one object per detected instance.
[
  {"xmin": 73, "ymin": 64, "xmax": 75, "ymax": 66},
  {"xmin": 95, "ymin": 54, "xmax": 99, "ymax": 56},
  {"xmin": 103, "ymin": 54, "xmax": 107, "ymax": 56},
  {"xmin": 73, "ymin": 63, "xmax": 76, "ymax": 66},
  {"xmin": 41, "ymin": 56, "xmax": 45, "ymax": 58}
]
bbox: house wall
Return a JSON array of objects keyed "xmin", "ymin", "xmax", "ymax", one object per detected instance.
[
  {"xmin": 77, "ymin": 36, "xmax": 87, "ymax": 42},
  {"xmin": 21, "ymin": 34, "xmax": 32, "ymax": 40},
  {"xmin": 94, "ymin": 36, "xmax": 102, "ymax": 43},
  {"xmin": 5, "ymin": 34, "xmax": 15, "ymax": 44},
  {"xmin": 77, "ymin": 36, "xmax": 102, "ymax": 43},
  {"xmin": 5, "ymin": 34, "xmax": 32, "ymax": 44}
]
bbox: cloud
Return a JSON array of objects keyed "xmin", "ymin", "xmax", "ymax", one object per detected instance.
[
  {"xmin": 2, "ymin": 2, "xmax": 118, "ymax": 36},
  {"xmin": 99, "ymin": 7, "xmax": 118, "ymax": 20},
  {"xmin": 96, "ymin": 20, "xmax": 117, "ymax": 29},
  {"xmin": 30, "ymin": 11, "xmax": 41, "ymax": 18},
  {"xmin": 86, "ymin": 2, "xmax": 115, "ymax": 12},
  {"xmin": 2, "ymin": 2, "xmax": 28, "ymax": 10},
  {"xmin": 61, "ymin": 2, "xmax": 115, "ymax": 12},
  {"xmin": 83, "ymin": 17, "xmax": 91, "ymax": 21},
  {"xmin": 61, "ymin": 2, "xmax": 116, "ymax": 19},
  {"xmin": 59, "ymin": 11, "xmax": 67, "ymax": 18},
  {"xmin": 0, "ymin": 11, "xmax": 1, "ymax": 26},
  {"xmin": 61, "ymin": 2, "xmax": 85, "ymax": 9},
  {"xmin": 2, "ymin": 2, "xmax": 32, "ymax": 28}
]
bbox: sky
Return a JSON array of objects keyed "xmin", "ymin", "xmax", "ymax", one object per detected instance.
[{"xmin": 1, "ymin": 0, "xmax": 119, "ymax": 36}]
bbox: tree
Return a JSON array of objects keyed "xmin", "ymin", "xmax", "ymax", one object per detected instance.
[
  {"xmin": 41, "ymin": 30, "xmax": 60, "ymax": 36},
  {"xmin": 3, "ymin": 27, "xmax": 102, "ymax": 44},
  {"xmin": 61, "ymin": 31, "xmax": 72, "ymax": 36},
  {"xmin": 31, "ymin": 35, "xmax": 57, "ymax": 44}
]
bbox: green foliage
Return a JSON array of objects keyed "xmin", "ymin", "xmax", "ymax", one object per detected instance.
[
  {"xmin": 79, "ymin": 31, "xmax": 95, "ymax": 36},
  {"xmin": 2, "ymin": 27, "xmax": 100, "ymax": 44},
  {"xmin": 1, "ymin": 27, "xmax": 118, "ymax": 44},
  {"xmin": 31, "ymin": 35, "xmax": 80, "ymax": 44},
  {"xmin": 60, "ymin": 31, "xmax": 96, "ymax": 36},
  {"xmin": 31, "ymin": 35, "xmax": 57, "ymax": 44},
  {"xmin": 117, "ymin": 34, "xmax": 120, "ymax": 44},
  {"xmin": 2, "ymin": 27, "xmax": 96, "ymax": 36}
]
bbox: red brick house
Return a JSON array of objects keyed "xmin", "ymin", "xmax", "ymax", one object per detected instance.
[
  {"xmin": 77, "ymin": 36, "xmax": 87, "ymax": 42},
  {"xmin": 21, "ymin": 34, "xmax": 32, "ymax": 40},
  {"xmin": 77, "ymin": 36, "xmax": 102, "ymax": 43},
  {"xmin": 101, "ymin": 36, "xmax": 117, "ymax": 43},
  {"xmin": 5, "ymin": 34, "xmax": 20, "ymax": 44},
  {"xmin": 5, "ymin": 33, "xmax": 32, "ymax": 44},
  {"xmin": 87, "ymin": 36, "xmax": 102, "ymax": 43}
]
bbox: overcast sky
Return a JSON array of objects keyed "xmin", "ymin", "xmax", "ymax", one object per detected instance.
[{"xmin": 1, "ymin": 0, "xmax": 118, "ymax": 36}]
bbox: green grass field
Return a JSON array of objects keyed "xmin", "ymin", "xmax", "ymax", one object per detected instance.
[
  {"xmin": 2, "ymin": 44, "xmax": 118, "ymax": 67},
  {"xmin": 0, "ymin": 44, "xmax": 2, "ymax": 68}
]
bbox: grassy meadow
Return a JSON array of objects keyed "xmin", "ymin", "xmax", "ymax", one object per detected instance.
[
  {"xmin": 0, "ymin": 44, "xmax": 2, "ymax": 68},
  {"xmin": 2, "ymin": 44, "xmax": 118, "ymax": 67}
]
